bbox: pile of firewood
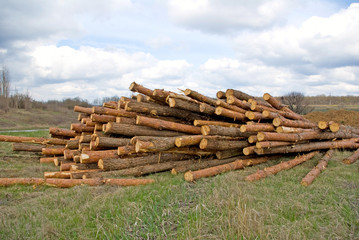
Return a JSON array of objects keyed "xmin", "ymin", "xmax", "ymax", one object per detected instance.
[{"xmin": 0, "ymin": 82, "xmax": 358, "ymax": 188}]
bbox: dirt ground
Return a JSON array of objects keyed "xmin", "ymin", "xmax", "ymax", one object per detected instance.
[{"xmin": 305, "ymin": 109, "xmax": 359, "ymax": 127}]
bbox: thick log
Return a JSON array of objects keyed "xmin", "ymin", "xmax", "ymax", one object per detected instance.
[
  {"xmin": 74, "ymin": 106, "xmax": 93, "ymax": 114},
  {"xmin": 193, "ymin": 120, "xmax": 240, "ymax": 128},
  {"xmin": 91, "ymin": 114, "xmax": 116, "ymax": 123},
  {"xmin": 201, "ymin": 125, "xmax": 252, "ymax": 137},
  {"xmin": 135, "ymin": 137, "xmax": 177, "ymax": 153},
  {"xmin": 225, "ymin": 89, "xmax": 254, "ymax": 101},
  {"xmin": 215, "ymin": 107, "xmax": 246, "ymax": 121},
  {"xmin": 63, "ymin": 149, "xmax": 80, "ymax": 160},
  {"xmin": 0, "ymin": 135, "xmax": 48, "ymax": 144},
  {"xmin": 49, "ymin": 127, "xmax": 78, "ymax": 138},
  {"xmin": 301, "ymin": 149, "xmax": 334, "ymax": 186},
  {"xmin": 184, "ymin": 89, "xmax": 217, "ymax": 106},
  {"xmin": 168, "ymin": 97, "xmax": 202, "ymax": 113},
  {"xmin": 117, "ymin": 145, "xmax": 136, "ymax": 156},
  {"xmin": 79, "ymin": 135, "xmax": 92, "ymax": 143},
  {"xmin": 116, "ymin": 117, "xmax": 136, "ymax": 125},
  {"xmin": 71, "ymin": 123, "xmax": 95, "ymax": 133},
  {"xmin": 98, "ymin": 153, "xmax": 193, "ymax": 171},
  {"xmin": 199, "ymin": 102, "xmax": 217, "ymax": 115},
  {"xmin": 216, "ymin": 91, "xmax": 226, "ymax": 99},
  {"xmin": 44, "ymin": 171, "xmax": 71, "ymax": 179},
  {"xmin": 103, "ymin": 101, "xmax": 118, "ymax": 109},
  {"xmin": 262, "ymin": 93, "xmax": 285, "ymax": 110},
  {"xmin": 329, "ymin": 122, "xmax": 340, "ymax": 133},
  {"xmin": 255, "ymin": 138, "xmax": 359, "ymax": 155},
  {"xmin": 175, "ymin": 135, "xmax": 203, "ymax": 147},
  {"xmin": 199, "ymin": 138, "xmax": 249, "ymax": 151},
  {"xmin": 246, "ymin": 151, "xmax": 319, "ymax": 182},
  {"xmin": 53, "ymin": 157, "xmax": 70, "ymax": 166},
  {"xmin": 105, "ymin": 122, "xmax": 182, "ymax": 137},
  {"xmin": 240, "ymin": 124, "xmax": 275, "ymax": 133},
  {"xmin": 43, "ymin": 138, "xmax": 67, "ymax": 145},
  {"xmin": 136, "ymin": 116, "xmax": 200, "ymax": 134},
  {"xmin": 273, "ymin": 117, "xmax": 316, "ymax": 129},
  {"xmin": 0, "ymin": 178, "xmax": 45, "ymax": 187},
  {"xmin": 342, "ymin": 148, "xmax": 359, "ymax": 164},
  {"xmin": 184, "ymin": 156, "xmax": 278, "ymax": 182},
  {"xmin": 318, "ymin": 121, "xmax": 329, "ymax": 130},
  {"xmin": 80, "ymin": 150, "xmax": 119, "ymax": 163},
  {"xmin": 78, "ymin": 113, "xmax": 90, "ymax": 121},
  {"xmin": 70, "ymin": 163, "xmax": 99, "ymax": 171},
  {"xmin": 12, "ymin": 143, "xmax": 45, "ymax": 152},
  {"xmin": 95, "ymin": 136, "xmax": 131, "ymax": 148},
  {"xmin": 65, "ymin": 139, "xmax": 79, "ymax": 149},
  {"xmin": 60, "ymin": 162, "xmax": 77, "ymax": 171},
  {"xmin": 42, "ymin": 147, "xmax": 65, "ymax": 156},
  {"xmin": 248, "ymin": 135, "xmax": 258, "ymax": 144},
  {"xmin": 226, "ymin": 95, "xmax": 251, "ymax": 110},
  {"xmin": 39, "ymin": 157, "xmax": 57, "ymax": 164},
  {"xmin": 243, "ymin": 146, "xmax": 257, "ymax": 155},
  {"xmin": 93, "ymin": 106, "xmax": 137, "ymax": 118}
]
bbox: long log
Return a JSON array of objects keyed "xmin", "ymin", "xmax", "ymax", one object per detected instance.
[
  {"xmin": 49, "ymin": 127, "xmax": 77, "ymax": 138},
  {"xmin": 301, "ymin": 149, "xmax": 334, "ymax": 186},
  {"xmin": 135, "ymin": 138, "xmax": 177, "ymax": 153},
  {"xmin": 104, "ymin": 178, "xmax": 155, "ymax": 187},
  {"xmin": 216, "ymin": 149, "xmax": 244, "ymax": 159},
  {"xmin": 45, "ymin": 178, "xmax": 103, "ymax": 188},
  {"xmin": 201, "ymin": 125, "xmax": 252, "ymax": 137},
  {"xmin": 184, "ymin": 89, "xmax": 217, "ymax": 106},
  {"xmin": 136, "ymin": 116, "xmax": 200, "ymax": 134},
  {"xmin": 342, "ymin": 148, "xmax": 359, "ymax": 164},
  {"xmin": 175, "ymin": 135, "xmax": 203, "ymax": 147},
  {"xmin": 42, "ymin": 147, "xmax": 65, "ymax": 156},
  {"xmin": 0, "ymin": 135, "xmax": 47, "ymax": 144},
  {"xmin": 215, "ymin": 107, "xmax": 246, "ymax": 121},
  {"xmin": 79, "ymin": 135, "xmax": 92, "ymax": 143},
  {"xmin": 199, "ymin": 138, "xmax": 249, "ymax": 151},
  {"xmin": 70, "ymin": 163, "xmax": 99, "ymax": 171},
  {"xmin": 70, "ymin": 123, "xmax": 95, "ymax": 133},
  {"xmin": 184, "ymin": 156, "xmax": 278, "ymax": 182},
  {"xmin": 257, "ymin": 131, "xmax": 359, "ymax": 142},
  {"xmin": 254, "ymin": 139, "xmax": 359, "ymax": 155},
  {"xmin": 0, "ymin": 178, "xmax": 45, "ymax": 187},
  {"xmin": 240, "ymin": 124, "xmax": 275, "ymax": 133},
  {"xmin": 172, "ymin": 157, "xmax": 238, "ymax": 174},
  {"xmin": 256, "ymin": 141, "xmax": 294, "ymax": 149},
  {"xmin": 98, "ymin": 153, "xmax": 193, "ymax": 171},
  {"xmin": 95, "ymin": 136, "xmax": 131, "ymax": 148},
  {"xmin": 40, "ymin": 157, "xmax": 57, "ymax": 164},
  {"xmin": 60, "ymin": 162, "xmax": 77, "ymax": 171},
  {"xmin": 74, "ymin": 106, "xmax": 93, "ymax": 114},
  {"xmin": 216, "ymin": 99, "xmax": 246, "ymax": 114},
  {"xmin": 65, "ymin": 139, "xmax": 79, "ymax": 149},
  {"xmin": 105, "ymin": 122, "xmax": 182, "ymax": 137},
  {"xmin": 116, "ymin": 117, "xmax": 137, "ymax": 125},
  {"xmin": 44, "ymin": 171, "xmax": 71, "ymax": 179},
  {"xmin": 262, "ymin": 93, "xmax": 285, "ymax": 110},
  {"xmin": 225, "ymin": 89, "xmax": 254, "ymax": 101},
  {"xmin": 93, "ymin": 106, "xmax": 137, "ymax": 118},
  {"xmin": 91, "ymin": 114, "xmax": 116, "ymax": 123},
  {"xmin": 226, "ymin": 95, "xmax": 251, "ymax": 110},
  {"xmin": 193, "ymin": 120, "xmax": 240, "ymax": 128},
  {"xmin": 80, "ymin": 150, "xmax": 119, "ymax": 163},
  {"xmin": 167, "ymin": 97, "xmax": 202, "ymax": 114},
  {"xmin": 12, "ymin": 143, "xmax": 45, "ymax": 152},
  {"xmin": 273, "ymin": 117, "xmax": 317, "ymax": 129},
  {"xmin": 129, "ymin": 82, "xmax": 166, "ymax": 103},
  {"xmin": 245, "ymin": 151, "xmax": 319, "ymax": 182}
]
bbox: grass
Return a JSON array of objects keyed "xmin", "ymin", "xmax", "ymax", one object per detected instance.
[
  {"xmin": 0, "ymin": 131, "xmax": 358, "ymax": 239},
  {"xmin": 310, "ymin": 104, "xmax": 359, "ymax": 112}
]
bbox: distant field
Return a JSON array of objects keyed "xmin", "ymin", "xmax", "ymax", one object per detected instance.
[
  {"xmin": 310, "ymin": 104, "xmax": 359, "ymax": 112},
  {"xmin": 0, "ymin": 131, "xmax": 358, "ymax": 239}
]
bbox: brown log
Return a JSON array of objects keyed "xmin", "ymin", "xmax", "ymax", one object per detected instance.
[
  {"xmin": 216, "ymin": 91, "xmax": 226, "ymax": 99},
  {"xmin": 78, "ymin": 113, "xmax": 90, "ymax": 121},
  {"xmin": 216, "ymin": 149, "xmax": 244, "ymax": 159},
  {"xmin": 81, "ymin": 117, "xmax": 91, "ymax": 125},
  {"xmin": 116, "ymin": 117, "xmax": 136, "ymax": 125},
  {"xmin": 74, "ymin": 106, "xmax": 93, "ymax": 114},
  {"xmin": 49, "ymin": 127, "xmax": 78, "ymax": 138},
  {"xmin": 63, "ymin": 149, "xmax": 80, "ymax": 160},
  {"xmin": 0, "ymin": 178, "xmax": 45, "ymax": 187},
  {"xmin": 168, "ymin": 97, "xmax": 202, "ymax": 113},
  {"xmin": 248, "ymin": 135, "xmax": 258, "ymax": 144},
  {"xmin": 91, "ymin": 114, "xmax": 116, "ymax": 123},
  {"xmin": 117, "ymin": 145, "xmax": 136, "ymax": 156},
  {"xmin": 136, "ymin": 115, "xmax": 200, "ymax": 134},
  {"xmin": 53, "ymin": 157, "xmax": 70, "ymax": 166},
  {"xmin": 243, "ymin": 146, "xmax": 257, "ymax": 155},
  {"xmin": 184, "ymin": 89, "xmax": 218, "ymax": 106},
  {"xmin": 103, "ymin": 101, "xmax": 118, "ymax": 109},
  {"xmin": 42, "ymin": 147, "xmax": 65, "ymax": 156},
  {"xmin": 329, "ymin": 122, "xmax": 340, "ymax": 133},
  {"xmin": 342, "ymin": 148, "xmax": 359, "ymax": 164},
  {"xmin": 135, "ymin": 137, "xmax": 178, "ymax": 153},
  {"xmin": 80, "ymin": 150, "xmax": 119, "ymax": 163},
  {"xmin": 0, "ymin": 134, "xmax": 48, "ymax": 144},
  {"xmin": 105, "ymin": 122, "xmax": 182, "ymax": 137},
  {"xmin": 70, "ymin": 169, "xmax": 103, "ymax": 179},
  {"xmin": 256, "ymin": 141, "xmax": 294, "ymax": 149},
  {"xmin": 215, "ymin": 107, "xmax": 246, "ymax": 121},
  {"xmin": 262, "ymin": 93, "xmax": 285, "ymax": 110},
  {"xmin": 95, "ymin": 136, "xmax": 131, "ymax": 148},
  {"xmin": 193, "ymin": 120, "xmax": 240, "ymax": 128},
  {"xmin": 43, "ymin": 138, "xmax": 67, "ymax": 145},
  {"xmin": 163, "ymin": 147, "xmax": 215, "ymax": 156},
  {"xmin": 276, "ymin": 126, "xmax": 314, "ymax": 133},
  {"xmin": 318, "ymin": 121, "xmax": 329, "ymax": 130},
  {"xmin": 98, "ymin": 153, "xmax": 193, "ymax": 171},
  {"xmin": 71, "ymin": 123, "xmax": 95, "ymax": 133},
  {"xmin": 199, "ymin": 138, "xmax": 249, "ymax": 151},
  {"xmin": 175, "ymin": 135, "xmax": 203, "ymax": 147},
  {"xmin": 44, "ymin": 171, "xmax": 71, "ymax": 179},
  {"xmin": 301, "ymin": 149, "xmax": 334, "ymax": 186},
  {"xmin": 184, "ymin": 156, "xmax": 278, "ymax": 182},
  {"xmin": 240, "ymin": 124, "xmax": 275, "ymax": 133},
  {"xmin": 199, "ymin": 102, "xmax": 217, "ymax": 115},
  {"xmin": 93, "ymin": 106, "xmax": 137, "ymax": 118},
  {"xmin": 244, "ymin": 111, "xmax": 270, "ymax": 121},
  {"xmin": 70, "ymin": 163, "xmax": 99, "ymax": 171},
  {"xmin": 246, "ymin": 151, "xmax": 319, "ymax": 182},
  {"xmin": 201, "ymin": 125, "xmax": 252, "ymax": 137},
  {"xmin": 226, "ymin": 89, "xmax": 254, "ymax": 101},
  {"xmin": 12, "ymin": 143, "xmax": 45, "ymax": 152},
  {"xmin": 273, "ymin": 117, "xmax": 317, "ymax": 129},
  {"xmin": 39, "ymin": 157, "xmax": 57, "ymax": 164},
  {"xmin": 262, "ymin": 110, "xmax": 280, "ymax": 119},
  {"xmin": 45, "ymin": 178, "xmax": 103, "ymax": 188},
  {"xmin": 60, "ymin": 162, "xmax": 77, "ymax": 171},
  {"xmin": 65, "ymin": 139, "xmax": 79, "ymax": 149},
  {"xmin": 129, "ymin": 82, "xmax": 167, "ymax": 103},
  {"xmin": 226, "ymin": 95, "xmax": 251, "ymax": 110},
  {"xmin": 104, "ymin": 178, "xmax": 155, "ymax": 186},
  {"xmin": 255, "ymin": 139, "xmax": 359, "ymax": 155},
  {"xmin": 216, "ymin": 99, "xmax": 246, "ymax": 114}
]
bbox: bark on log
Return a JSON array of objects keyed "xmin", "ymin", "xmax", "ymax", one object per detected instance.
[
  {"xmin": 226, "ymin": 95, "xmax": 251, "ymax": 110},
  {"xmin": 136, "ymin": 116, "xmax": 200, "ymax": 134},
  {"xmin": 342, "ymin": 148, "xmax": 359, "ymax": 164},
  {"xmin": 105, "ymin": 122, "xmax": 182, "ymax": 137},
  {"xmin": 175, "ymin": 135, "xmax": 203, "ymax": 147},
  {"xmin": 240, "ymin": 124, "xmax": 275, "ymax": 133},
  {"xmin": 243, "ymin": 146, "xmax": 257, "ymax": 155},
  {"xmin": 216, "ymin": 91, "xmax": 226, "ymax": 99},
  {"xmin": 70, "ymin": 169, "xmax": 103, "ymax": 179},
  {"xmin": 71, "ymin": 123, "xmax": 95, "ymax": 133},
  {"xmin": 65, "ymin": 139, "xmax": 79, "ymax": 149},
  {"xmin": 329, "ymin": 122, "xmax": 340, "ymax": 133},
  {"xmin": 201, "ymin": 125, "xmax": 252, "ymax": 137},
  {"xmin": 103, "ymin": 101, "xmax": 118, "ymax": 109},
  {"xmin": 276, "ymin": 126, "xmax": 314, "ymax": 133},
  {"xmin": 45, "ymin": 178, "xmax": 103, "ymax": 188},
  {"xmin": 60, "ymin": 162, "xmax": 77, "ymax": 171},
  {"xmin": 301, "ymin": 149, "xmax": 334, "ymax": 186},
  {"xmin": 199, "ymin": 102, "xmax": 217, "ymax": 115},
  {"xmin": 98, "ymin": 153, "xmax": 193, "ymax": 171},
  {"xmin": 91, "ymin": 114, "xmax": 116, "ymax": 123},
  {"xmin": 216, "ymin": 99, "xmax": 246, "ymax": 114},
  {"xmin": 12, "ymin": 143, "xmax": 45, "ymax": 152},
  {"xmin": 44, "ymin": 171, "xmax": 71, "ymax": 179},
  {"xmin": 0, "ymin": 178, "xmax": 45, "ymax": 187},
  {"xmin": 129, "ymin": 82, "xmax": 167, "ymax": 103},
  {"xmin": 163, "ymin": 147, "xmax": 215, "ymax": 156},
  {"xmin": 63, "ymin": 149, "xmax": 80, "ymax": 160},
  {"xmin": 53, "ymin": 157, "xmax": 69, "ymax": 166},
  {"xmin": 184, "ymin": 89, "xmax": 218, "ymax": 106},
  {"xmin": 262, "ymin": 93, "xmax": 285, "ymax": 110},
  {"xmin": 135, "ymin": 137, "xmax": 178, "ymax": 153},
  {"xmin": 184, "ymin": 156, "xmax": 278, "ymax": 182},
  {"xmin": 0, "ymin": 135, "xmax": 48, "ymax": 144},
  {"xmin": 255, "ymin": 139, "xmax": 359, "ymax": 155},
  {"xmin": 199, "ymin": 138, "xmax": 249, "ymax": 151},
  {"xmin": 318, "ymin": 121, "xmax": 329, "ymax": 130},
  {"xmin": 95, "ymin": 136, "xmax": 131, "ymax": 148},
  {"xmin": 168, "ymin": 97, "xmax": 202, "ymax": 113},
  {"xmin": 80, "ymin": 150, "xmax": 119, "ymax": 163},
  {"xmin": 79, "ymin": 135, "xmax": 92, "ymax": 143},
  {"xmin": 78, "ymin": 113, "xmax": 90, "ymax": 121},
  {"xmin": 273, "ymin": 117, "xmax": 316, "ymax": 129},
  {"xmin": 93, "ymin": 106, "xmax": 137, "ymax": 118},
  {"xmin": 70, "ymin": 163, "xmax": 99, "ymax": 171},
  {"xmin": 246, "ymin": 151, "xmax": 319, "ymax": 182},
  {"xmin": 248, "ymin": 135, "xmax": 258, "ymax": 144},
  {"xmin": 104, "ymin": 178, "xmax": 155, "ymax": 186},
  {"xmin": 225, "ymin": 89, "xmax": 254, "ymax": 101},
  {"xmin": 49, "ymin": 127, "xmax": 78, "ymax": 138},
  {"xmin": 117, "ymin": 145, "xmax": 136, "ymax": 156},
  {"xmin": 256, "ymin": 141, "xmax": 294, "ymax": 149},
  {"xmin": 74, "ymin": 106, "xmax": 93, "ymax": 114},
  {"xmin": 193, "ymin": 120, "xmax": 240, "ymax": 128},
  {"xmin": 39, "ymin": 157, "xmax": 57, "ymax": 164},
  {"xmin": 116, "ymin": 117, "xmax": 137, "ymax": 125},
  {"xmin": 42, "ymin": 147, "xmax": 65, "ymax": 156},
  {"xmin": 215, "ymin": 107, "xmax": 246, "ymax": 121}
]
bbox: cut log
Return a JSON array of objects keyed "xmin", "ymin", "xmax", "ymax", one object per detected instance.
[
  {"xmin": 70, "ymin": 169, "xmax": 103, "ymax": 179},
  {"xmin": 78, "ymin": 113, "xmax": 90, "ymax": 121},
  {"xmin": 70, "ymin": 123, "xmax": 95, "ymax": 133},
  {"xmin": 216, "ymin": 99, "xmax": 246, "ymax": 114},
  {"xmin": 91, "ymin": 114, "xmax": 116, "ymax": 123},
  {"xmin": 95, "ymin": 136, "xmax": 131, "ymax": 148},
  {"xmin": 216, "ymin": 91, "xmax": 226, "ymax": 99},
  {"xmin": 318, "ymin": 121, "xmax": 329, "ymax": 130},
  {"xmin": 184, "ymin": 89, "xmax": 217, "ymax": 106},
  {"xmin": 184, "ymin": 156, "xmax": 278, "ymax": 182},
  {"xmin": 60, "ymin": 162, "xmax": 77, "ymax": 171},
  {"xmin": 248, "ymin": 135, "xmax": 258, "ymax": 144},
  {"xmin": 45, "ymin": 178, "xmax": 103, "ymax": 188},
  {"xmin": 199, "ymin": 102, "xmax": 217, "ymax": 115},
  {"xmin": 262, "ymin": 93, "xmax": 285, "ymax": 110},
  {"xmin": 199, "ymin": 138, "xmax": 249, "ymax": 151},
  {"xmin": 44, "ymin": 171, "xmax": 71, "ymax": 179},
  {"xmin": 201, "ymin": 125, "xmax": 252, "ymax": 137},
  {"xmin": 0, "ymin": 178, "xmax": 45, "ymax": 187},
  {"xmin": 246, "ymin": 151, "xmax": 319, "ymax": 182},
  {"xmin": 80, "ymin": 150, "xmax": 119, "ymax": 164},
  {"xmin": 49, "ymin": 127, "xmax": 78, "ymax": 138},
  {"xmin": 103, "ymin": 101, "xmax": 118, "ymax": 109},
  {"xmin": 168, "ymin": 97, "xmax": 201, "ymax": 113},
  {"xmin": 12, "ymin": 143, "xmax": 45, "ymax": 152},
  {"xmin": 276, "ymin": 126, "xmax": 314, "ymax": 133},
  {"xmin": 215, "ymin": 107, "xmax": 246, "ymax": 121},
  {"xmin": 329, "ymin": 122, "xmax": 340, "ymax": 133},
  {"xmin": 193, "ymin": 120, "xmax": 240, "ymax": 128},
  {"xmin": 105, "ymin": 122, "xmax": 182, "ymax": 137},
  {"xmin": 53, "ymin": 157, "xmax": 69, "ymax": 166},
  {"xmin": 175, "ymin": 135, "xmax": 203, "ymax": 147},
  {"xmin": 129, "ymin": 82, "xmax": 166, "ymax": 103},
  {"xmin": 225, "ymin": 89, "xmax": 254, "ymax": 101},
  {"xmin": 273, "ymin": 117, "xmax": 317, "ymax": 129},
  {"xmin": 74, "ymin": 106, "xmax": 93, "ymax": 114},
  {"xmin": 93, "ymin": 106, "xmax": 137, "ymax": 118},
  {"xmin": 136, "ymin": 115, "xmax": 200, "ymax": 134},
  {"xmin": 116, "ymin": 117, "xmax": 136, "ymax": 125},
  {"xmin": 226, "ymin": 95, "xmax": 251, "ymax": 110},
  {"xmin": 240, "ymin": 124, "xmax": 275, "ymax": 133},
  {"xmin": 98, "ymin": 153, "xmax": 193, "ymax": 171},
  {"xmin": 256, "ymin": 141, "xmax": 294, "ymax": 149},
  {"xmin": 163, "ymin": 147, "xmax": 215, "ymax": 156},
  {"xmin": 301, "ymin": 149, "xmax": 334, "ymax": 186},
  {"xmin": 63, "ymin": 149, "xmax": 80, "ymax": 160},
  {"xmin": 135, "ymin": 137, "xmax": 177, "ymax": 153},
  {"xmin": 342, "ymin": 148, "xmax": 359, "ymax": 164},
  {"xmin": 0, "ymin": 135, "xmax": 47, "ymax": 144},
  {"xmin": 39, "ymin": 157, "xmax": 57, "ymax": 164},
  {"xmin": 42, "ymin": 147, "xmax": 65, "ymax": 156},
  {"xmin": 243, "ymin": 146, "xmax": 257, "ymax": 155},
  {"xmin": 254, "ymin": 138, "xmax": 359, "ymax": 155},
  {"xmin": 70, "ymin": 163, "xmax": 99, "ymax": 171},
  {"xmin": 117, "ymin": 145, "xmax": 136, "ymax": 156},
  {"xmin": 245, "ymin": 111, "xmax": 269, "ymax": 121},
  {"xmin": 79, "ymin": 135, "xmax": 92, "ymax": 143}
]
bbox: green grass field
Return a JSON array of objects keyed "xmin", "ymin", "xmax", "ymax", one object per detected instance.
[{"xmin": 0, "ymin": 131, "xmax": 358, "ymax": 239}]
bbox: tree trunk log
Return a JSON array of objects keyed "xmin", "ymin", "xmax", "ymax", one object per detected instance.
[
  {"xmin": 42, "ymin": 147, "xmax": 65, "ymax": 156},
  {"xmin": 175, "ymin": 135, "xmax": 203, "ymax": 147},
  {"xmin": 117, "ymin": 145, "xmax": 136, "ymax": 156},
  {"xmin": 256, "ymin": 141, "xmax": 294, "ymax": 149},
  {"xmin": 45, "ymin": 178, "xmax": 103, "ymax": 187},
  {"xmin": 273, "ymin": 117, "xmax": 316, "ymax": 129},
  {"xmin": 95, "ymin": 136, "xmax": 131, "ymax": 148},
  {"xmin": 49, "ymin": 127, "xmax": 78, "ymax": 138},
  {"xmin": 93, "ymin": 106, "xmax": 137, "ymax": 118},
  {"xmin": 70, "ymin": 123, "xmax": 95, "ymax": 133},
  {"xmin": 342, "ymin": 148, "xmax": 359, "ymax": 164},
  {"xmin": 0, "ymin": 135, "xmax": 48, "ymax": 144},
  {"xmin": 216, "ymin": 149, "xmax": 244, "ymax": 159},
  {"xmin": 217, "ymin": 91, "xmax": 226, "ymax": 99},
  {"xmin": 262, "ymin": 93, "xmax": 285, "ymax": 110},
  {"xmin": 129, "ymin": 82, "xmax": 167, "ymax": 103},
  {"xmin": 215, "ymin": 107, "xmax": 246, "ymax": 121},
  {"xmin": 135, "ymin": 137, "xmax": 178, "ymax": 153},
  {"xmin": 301, "ymin": 149, "xmax": 334, "ymax": 186},
  {"xmin": 199, "ymin": 138, "xmax": 249, "ymax": 151},
  {"xmin": 104, "ymin": 178, "xmax": 155, "ymax": 186},
  {"xmin": 0, "ymin": 178, "xmax": 45, "ymax": 187},
  {"xmin": 246, "ymin": 151, "xmax": 319, "ymax": 182},
  {"xmin": 193, "ymin": 120, "xmax": 240, "ymax": 128},
  {"xmin": 184, "ymin": 89, "xmax": 217, "ymax": 106},
  {"xmin": 44, "ymin": 171, "xmax": 72, "ymax": 179},
  {"xmin": 136, "ymin": 116, "xmax": 200, "ymax": 134},
  {"xmin": 60, "ymin": 162, "xmax": 77, "ymax": 171},
  {"xmin": 226, "ymin": 95, "xmax": 251, "ymax": 110},
  {"xmin": 12, "ymin": 143, "xmax": 45, "ymax": 152},
  {"xmin": 63, "ymin": 149, "xmax": 80, "ymax": 160},
  {"xmin": 201, "ymin": 125, "xmax": 252, "ymax": 137},
  {"xmin": 116, "ymin": 117, "xmax": 137, "ymax": 125},
  {"xmin": 80, "ymin": 150, "xmax": 119, "ymax": 163},
  {"xmin": 240, "ymin": 124, "xmax": 275, "ymax": 133},
  {"xmin": 65, "ymin": 139, "xmax": 79, "ymax": 149},
  {"xmin": 74, "ymin": 106, "xmax": 93, "ymax": 114},
  {"xmin": 39, "ymin": 157, "xmax": 57, "ymax": 164},
  {"xmin": 105, "ymin": 122, "xmax": 182, "ymax": 137},
  {"xmin": 70, "ymin": 163, "xmax": 99, "ymax": 171},
  {"xmin": 91, "ymin": 114, "xmax": 116, "ymax": 123}
]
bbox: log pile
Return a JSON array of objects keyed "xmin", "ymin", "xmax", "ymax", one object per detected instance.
[{"xmin": 0, "ymin": 82, "xmax": 358, "ymax": 187}]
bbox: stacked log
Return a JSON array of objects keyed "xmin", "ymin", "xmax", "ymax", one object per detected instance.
[{"xmin": 0, "ymin": 82, "xmax": 358, "ymax": 188}]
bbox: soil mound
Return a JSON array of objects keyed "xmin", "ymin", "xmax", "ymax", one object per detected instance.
[{"xmin": 305, "ymin": 110, "xmax": 359, "ymax": 127}]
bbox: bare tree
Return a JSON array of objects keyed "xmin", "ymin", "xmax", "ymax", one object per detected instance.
[
  {"xmin": 0, "ymin": 65, "xmax": 10, "ymax": 111},
  {"xmin": 281, "ymin": 92, "xmax": 314, "ymax": 115}
]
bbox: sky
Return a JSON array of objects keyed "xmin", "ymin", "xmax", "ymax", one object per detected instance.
[{"xmin": 0, "ymin": 0, "xmax": 358, "ymax": 102}]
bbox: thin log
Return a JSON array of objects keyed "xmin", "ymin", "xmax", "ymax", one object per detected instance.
[
  {"xmin": 0, "ymin": 178, "xmax": 45, "ymax": 187},
  {"xmin": 95, "ymin": 136, "xmax": 131, "ymax": 148},
  {"xmin": 136, "ymin": 116, "xmax": 200, "ymax": 134},
  {"xmin": 44, "ymin": 171, "xmax": 71, "ymax": 179},
  {"xmin": 248, "ymin": 135, "xmax": 258, "ymax": 144},
  {"xmin": 135, "ymin": 137, "xmax": 177, "ymax": 153},
  {"xmin": 129, "ymin": 82, "xmax": 166, "ymax": 103},
  {"xmin": 184, "ymin": 89, "xmax": 217, "ymax": 106},
  {"xmin": 39, "ymin": 157, "xmax": 57, "ymax": 164},
  {"xmin": 262, "ymin": 93, "xmax": 285, "ymax": 110},
  {"xmin": 246, "ymin": 151, "xmax": 319, "ymax": 182},
  {"xmin": 201, "ymin": 125, "xmax": 252, "ymax": 137},
  {"xmin": 105, "ymin": 122, "xmax": 182, "ymax": 137},
  {"xmin": 216, "ymin": 99, "xmax": 246, "ymax": 114},
  {"xmin": 104, "ymin": 178, "xmax": 155, "ymax": 186},
  {"xmin": 0, "ymin": 135, "xmax": 47, "ymax": 144},
  {"xmin": 175, "ymin": 135, "xmax": 203, "ymax": 147},
  {"xmin": 168, "ymin": 97, "xmax": 201, "ymax": 113},
  {"xmin": 276, "ymin": 126, "xmax": 314, "ymax": 133},
  {"xmin": 301, "ymin": 149, "xmax": 335, "ymax": 186},
  {"xmin": 116, "ymin": 117, "xmax": 136, "ymax": 125},
  {"xmin": 257, "ymin": 131, "xmax": 358, "ymax": 142},
  {"xmin": 226, "ymin": 95, "xmax": 251, "ymax": 110},
  {"xmin": 184, "ymin": 156, "xmax": 278, "ymax": 182},
  {"xmin": 273, "ymin": 117, "xmax": 316, "ymax": 129},
  {"xmin": 240, "ymin": 124, "xmax": 275, "ymax": 133},
  {"xmin": 243, "ymin": 146, "xmax": 257, "ymax": 155},
  {"xmin": 193, "ymin": 120, "xmax": 240, "ymax": 128},
  {"xmin": 256, "ymin": 141, "xmax": 293, "ymax": 149},
  {"xmin": 199, "ymin": 138, "xmax": 249, "ymax": 151},
  {"xmin": 342, "ymin": 148, "xmax": 359, "ymax": 164},
  {"xmin": 70, "ymin": 163, "xmax": 99, "ymax": 171},
  {"xmin": 225, "ymin": 89, "xmax": 254, "ymax": 101},
  {"xmin": 93, "ymin": 106, "xmax": 137, "ymax": 118},
  {"xmin": 70, "ymin": 169, "xmax": 103, "ymax": 179},
  {"xmin": 12, "ymin": 143, "xmax": 45, "ymax": 152},
  {"xmin": 49, "ymin": 127, "xmax": 78, "ymax": 138},
  {"xmin": 71, "ymin": 123, "xmax": 95, "ymax": 133}
]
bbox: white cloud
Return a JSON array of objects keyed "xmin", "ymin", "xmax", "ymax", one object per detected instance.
[{"xmin": 146, "ymin": 36, "xmax": 172, "ymax": 50}]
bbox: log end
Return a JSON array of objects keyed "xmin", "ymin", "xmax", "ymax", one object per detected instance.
[
  {"xmin": 201, "ymin": 125, "xmax": 211, "ymax": 136},
  {"xmin": 214, "ymin": 107, "xmax": 223, "ymax": 115},
  {"xmin": 240, "ymin": 125, "xmax": 247, "ymax": 133},
  {"xmin": 175, "ymin": 137, "xmax": 182, "ymax": 148},
  {"xmin": 184, "ymin": 171, "xmax": 194, "ymax": 182},
  {"xmin": 263, "ymin": 93, "xmax": 271, "ymax": 101},
  {"xmin": 257, "ymin": 132, "xmax": 265, "ymax": 142},
  {"xmin": 184, "ymin": 89, "xmax": 192, "ymax": 96},
  {"xmin": 243, "ymin": 147, "xmax": 252, "ymax": 156},
  {"xmin": 273, "ymin": 118, "xmax": 282, "ymax": 127},
  {"xmin": 171, "ymin": 168, "xmax": 178, "ymax": 175},
  {"xmin": 276, "ymin": 126, "xmax": 284, "ymax": 133},
  {"xmin": 199, "ymin": 139, "xmax": 208, "ymax": 150},
  {"xmin": 300, "ymin": 180, "xmax": 310, "ymax": 187},
  {"xmin": 248, "ymin": 136, "xmax": 257, "ymax": 144},
  {"xmin": 329, "ymin": 122, "xmax": 340, "ymax": 133},
  {"xmin": 226, "ymin": 95, "xmax": 235, "ymax": 104},
  {"xmin": 216, "ymin": 91, "xmax": 225, "ymax": 99},
  {"xmin": 98, "ymin": 159, "xmax": 104, "ymax": 169},
  {"xmin": 129, "ymin": 82, "xmax": 137, "ymax": 91},
  {"xmin": 318, "ymin": 121, "xmax": 328, "ymax": 130}
]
